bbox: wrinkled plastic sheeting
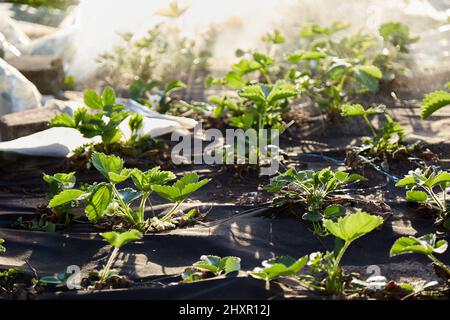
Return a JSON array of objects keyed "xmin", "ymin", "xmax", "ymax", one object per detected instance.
[
  {"xmin": 0, "ymin": 58, "xmax": 42, "ymax": 116},
  {"xmin": 0, "ymin": 99, "xmax": 197, "ymax": 158},
  {"xmin": 0, "ymin": 12, "xmax": 30, "ymax": 48}
]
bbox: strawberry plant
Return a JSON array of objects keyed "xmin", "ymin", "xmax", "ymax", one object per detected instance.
[
  {"xmin": 420, "ymin": 83, "xmax": 450, "ymax": 120},
  {"xmin": 98, "ymin": 22, "xmax": 215, "ymax": 95},
  {"xmin": 250, "ymin": 212, "xmax": 383, "ymax": 295},
  {"xmin": 341, "ymin": 104, "xmax": 414, "ymax": 159},
  {"xmin": 182, "ymin": 255, "xmax": 241, "ymax": 283},
  {"xmin": 99, "ymin": 230, "xmax": 143, "ymax": 283},
  {"xmin": 129, "ymin": 79, "xmax": 187, "ymax": 115},
  {"xmin": 308, "ymin": 212, "xmax": 383, "ymax": 294},
  {"xmin": 46, "ymin": 153, "xmax": 209, "ymax": 232},
  {"xmin": 391, "ymin": 234, "xmax": 450, "ymax": 280},
  {"xmin": 49, "ymin": 87, "xmax": 163, "ymax": 159},
  {"xmin": 206, "ymin": 36, "xmax": 285, "ymax": 90},
  {"xmin": 43, "ymin": 172, "xmax": 79, "ymax": 224},
  {"xmin": 249, "ymin": 256, "xmax": 308, "ymax": 290},
  {"xmin": 50, "ymin": 87, "xmax": 129, "ymax": 147},
  {"xmin": 396, "ymin": 167, "xmax": 450, "ymax": 228},
  {"xmin": 265, "ymin": 167, "xmax": 366, "ymax": 226},
  {"xmin": 287, "ymin": 21, "xmax": 416, "ymax": 114}
]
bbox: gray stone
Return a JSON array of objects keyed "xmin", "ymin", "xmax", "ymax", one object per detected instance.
[
  {"xmin": 5, "ymin": 55, "xmax": 65, "ymax": 95},
  {"xmin": 0, "ymin": 104, "xmax": 61, "ymax": 141}
]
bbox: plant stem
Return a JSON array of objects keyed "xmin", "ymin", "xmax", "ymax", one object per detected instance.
[
  {"xmin": 428, "ymin": 254, "xmax": 450, "ymax": 277},
  {"xmin": 111, "ymin": 184, "xmax": 134, "ymax": 222},
  {"xmin": 426, "ymin": 187, "xmax": 446, "ymax": 215},
  {"xmin": 111, "ymin": 184, "xmax": 127, "ymax": 210},
  {"xmin": 161, "ymin": 201, "xmax": 184, "ymax": 222},
  {"xmin": 100, "ymin": 246, "xmax": 119, "ymax": 283},
  {"xmin": 138, "ymin": 192, "xmax": 150, "ymax": 222},
  {"xmin": 334, "ymin": 241, "xmax": 350, "ymax": 268},
  {"xmin": 363, "ymin": 115, "xmax": 377, "ymax": 137}
]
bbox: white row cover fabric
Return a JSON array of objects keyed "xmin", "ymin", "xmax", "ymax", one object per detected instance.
[
  {"xmin": 0, "ymin": 58, "xmax": 42, "ymax": 116},
  {"xmin": 0, "ymin": 99, "xmax": 197, "ymax": 158}
]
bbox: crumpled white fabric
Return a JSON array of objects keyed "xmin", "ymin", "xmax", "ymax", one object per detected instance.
[
  {"xmin": 0, "ymin": 58, "xmax": 42, "ymax": 116},
  {"xmin": 0, "ymin": 99, "xmax": 197, "ymax": 158}
]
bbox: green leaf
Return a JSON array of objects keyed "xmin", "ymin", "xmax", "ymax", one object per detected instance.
[
  {"xmin": 91, "ymin": 152, "xmax": 124, "ymax": 180},
  {"xmin": 102, "ymin": 86, "xmax": 116, "ymax": 106},
  {"xmin": 101, "ymin": 229, "xmax": 143, "ymax": 249},
  {"xmin": 219, "ymin": 257, "xmax": 241, "ymax": 274},
  {"xmin": 396, "ymin": 176, "xmax": 416, "ymax": 187},
  {"xmin": 43, "ymin": 172, "xmax": 76, "ymax": 195},
  {"xmin": 102, "ymin": 129, "xmax": 123, "ymax": 144},
  {"xmin": 224, "ymin": 72, "xmax": 246, "ymax": 89},
  {"xmin": 85, "ymin": 184, "xmax": 112, "ymax": 223},
  {"xmin": 357, "ymin": 65, "xmax": 382, "ymax": 80},
  {"xmin": 249, "ymin": 256, "xmax": 308, "ymax": 281},
  {"xmin": 341, "ymin": 104, "xmax": 385, "ymax": 117},
  {"xmin": 118, "ymin": 188, "xmax": 142, "ymax": 204},
  {"xmin": 48, "ymin": 114, "xmax": 76, "ymax": 128},
  {"xmin": 164, "ymin": 80, "xmax": 186, "ymax": 94},
  {"xmin": 324, "ymin": 211, "xmax": 383, "ymax": 243},
  {"xmin": 262, "ymin": 29, "xmax": 285, "ymax": 44},
  {"xmin": 84, "ymin": 90, "xmax": 103, "ymax": 110},
  {"xmin": 267, "ymin": 81, "xmax": 298, "ymax": 104},
  {"xmin": 288, "ymin": 51, "xmax": 326, "ymax": 63},
  {"xmin": 152, "ymin": 173, "xmax": 210, "ymax": 202},
  {"xmin": 193, "ymin": 255, "xmax": 241, "ymax": 275},
  {"xmin": 354, "ymin": 66, "xmax": 382, "ymax": 93},
  {"xmin": 239, "ymin": 84, "xmax": 266, "ymax": 105},
  {"xmin": 49, "ymin": 189, "xmax": 85, "ymax": 208},
  {"xmin": 131, "ymin": 168, "xmax": 176, "ymax": 192},
  {"xmin": 347, "ymin": 173, "xmax": 368, "ymax": 182},
  {"xmin": 406, "ymin": 190, "xmax": 428, "ymax": 203},
  {"xmin": 390, "ymin": 234, "xmax": 448, "ymax": 257},
  {"xmin": 323, "ymin": 204, "xmax": 346, "ymax": 219},
  {"xmin": 328, "ymin": 61, "xmax": 350, "ymax": 81},
  {"xmin": 108, "ymin": 169, "xmax": 132, "ymax": 184},
  {"xmin": 431, "ymin": 172, "xmax": 450, "ymax": 187}
]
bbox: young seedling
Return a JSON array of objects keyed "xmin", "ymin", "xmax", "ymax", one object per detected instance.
[
  {"xmin": 0, "ymin": 239, "xmax": 5, "ymax": 253},
  {"xmin": 206, "ymin": 81, "xmax": 299, "ymax": 171},
  {"xmin": 311, "ymin": 211, "xmax": 383, "ymax": 294},
  {"xmin": 390, "ymin": 234, "xmax": 450, "ymax": 279},
  {"xmin": 130, "ymin": 79, "xmax": 187, "ymax": 114},
  {"xmin": 341, "ymin": 104, "xmax": 413, "ymax": 159},
  {"xmin": 47, "ymin": 153, "xmax": 209, "ymax": 232},
  {"xmin": 249, "ymin": 256, "xmax": 308, "ymax": 290},
  {"xmin": 39, "ymin": 270, "xmax": 80, "ymax": 289},
  {"xmin": 49, "ymin": 87, "xmax": 163, "ymax": 160},
  {"xmin": 98, "ymin": 21, "xmax": 214, "ymax": 95},
  {"xmin": 420, "ymin": 83, "xmax": 450, "ymax": 120},
  {"xmin": 265, "ymin": 167, "xmax": 366, "ymax": 225},
  {"xmin": 379, "ymin": 22, "xmax": 419, "ymax": 54},
  {"xmin": 396, "ymin": 167, "xmax": 450, "ymax": 228},
  {"xmin": 50, "ymin": 87, "xmax": 129, "ymax": 147},
  {"xmin": 182, "ymin": 255, "xmax": 241, "ymax": 283},
  {"xmin": 99, "ymin": 230, "xmax": 143, "ymax": 283},
  {"xmin": 43, "ymin": 172, "xmax": 80, "ymax": 224},
  {"xmin": 288, "ymin": 21, "xmax": 416, "ymax": 114},
  {"xmin": 249, "ymin": 212, "xmax": 383, "ymax": 295}
]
